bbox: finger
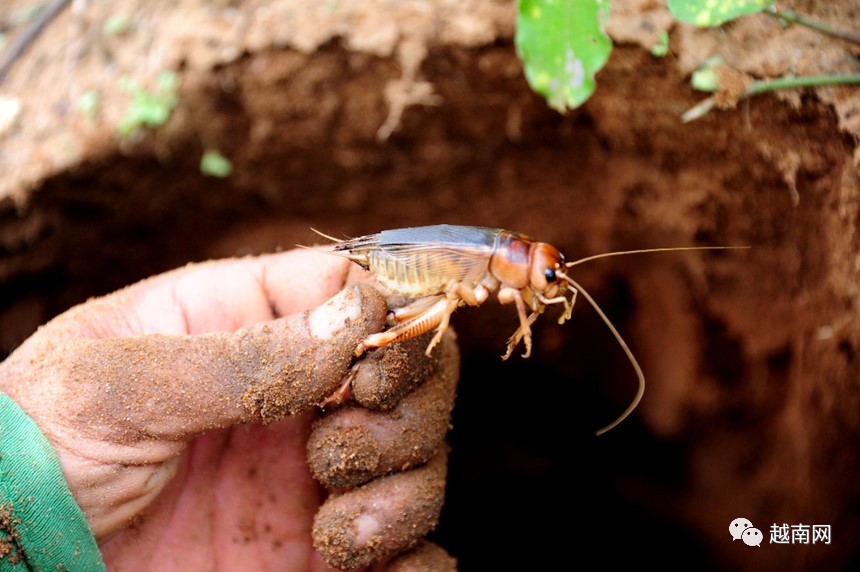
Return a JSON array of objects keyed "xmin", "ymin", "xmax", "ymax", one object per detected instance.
[
  {"xmin": 23, "ymin": 284, "xmax": 387, "ymax": 444},
  {"xmin": 351, "ymin": 332, "xmax": 441, "ymax": 411},
  {"xmin": 307, "ymin": 331, "xmax": 458, "ymax": 488},
  {"xmin": 48, "ymin": 249, "xmax": 356, "ymax": 340},
  {"xmin": 312, "ymin": 450, "xmax": 448, "ymax": 570},
  {"xmin": 168, "ymin": 249, "xmax": 357, "ymax": 331},
  {"xmin": 376, "ymin": 541, "xmax": 457, "ymax": 572}
]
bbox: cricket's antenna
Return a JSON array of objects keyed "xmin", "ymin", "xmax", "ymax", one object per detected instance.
[
  {"xmin": 566, "ymin": 246, "xmax": 750, "ymax": 269},
  {"xmin": 557, "ymin": 271, "xmax": 644, "ymax": 436},
  {"xmin": 560, "ymin": 244, "xmax": 749, "ymax": 434},
  {"xmin": 310, "ymin": 228, "xmax": 345, "ymax": 243}
]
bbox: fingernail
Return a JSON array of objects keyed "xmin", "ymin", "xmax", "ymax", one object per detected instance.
[{"xmin": 308, "ymin": 286, "xmax": 362, "ymax": 340}]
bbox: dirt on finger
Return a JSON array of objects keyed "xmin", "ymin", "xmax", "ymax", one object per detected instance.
[
  {"xmin": 307, "ymin": 331, "xmax": 458, "ymax": 488},
  {"xmin": 352, "ymin": 331, "xmax": 440, "ymax": 411},
  {"xmin": 377, "ymin": 541, "xmax": 457, "ymax": 572},
  {"xmin": 312, "ymin": 450, "xmax": 448, "ymax": 570}
]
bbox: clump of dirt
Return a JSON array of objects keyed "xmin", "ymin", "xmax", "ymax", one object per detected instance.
[
  {"xmin": 0, "ymin": 504, "xmax": 23, "ymax": 566},
  {"xmin": 1, "ymin": 0, "xmax": 859, "ymax": 570}
]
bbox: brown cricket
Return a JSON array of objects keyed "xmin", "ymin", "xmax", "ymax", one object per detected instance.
[{"xmin": 314, "ymin": 224, "xmax": 745, "ymax": 434}]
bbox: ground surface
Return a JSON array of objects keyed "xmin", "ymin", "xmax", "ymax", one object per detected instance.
[{"xmin": 1, "ymin": 0, "xmax": 859, "ymax": 570}]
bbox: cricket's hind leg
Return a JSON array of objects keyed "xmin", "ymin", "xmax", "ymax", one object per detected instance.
[{"xmin": 355, "ymin": 282, "xmax": 487, "ymax": 357}]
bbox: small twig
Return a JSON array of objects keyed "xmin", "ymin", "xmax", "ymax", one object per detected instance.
[
  {"xmin": 765, "ymin": 5, "xmax": 860, "ymax": 46},
  {"xmin": 0, "ymin": 0, "xmax": 71, "ymax": 84},
  {"xmin": 682, "ymin": 73, "xmax": 860, "ymax": 122}
]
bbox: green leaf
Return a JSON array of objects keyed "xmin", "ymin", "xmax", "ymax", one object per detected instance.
[
  {"xmin": 102, "ymin": 14, "xmax": 130, "ymax": 36},
  {"xmin": 516, "ymin": 0, "xmax": 612, "ymax": 112},
  {"xmin": 668, "ymin": 0, "xmax": 775, "ymax": 27},
  {"xmin": 117, "ymin": 72, "xmax": 179, "ymax": 137},
  {"xmin": 690, "ymin": 56, "xmax": 723, "ymax": 92},
  {"xmin": 650, "ymin": 31, "xmax": 670, "ymax": 57},
  {"xmin": 76, "ymin": 90, "xmax": 100, "ymax": 119},
  {"xmin": 200, "ymin": 150, "xmax": 233, "ymax": 178},
  {"xmin": 691, "ymin": 67, "xmax": 719, "ymax": 92}
]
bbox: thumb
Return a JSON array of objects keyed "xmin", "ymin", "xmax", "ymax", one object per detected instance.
[{"xmin": 17, "ymin": 284, "xmax": 386, "ymax": 444}]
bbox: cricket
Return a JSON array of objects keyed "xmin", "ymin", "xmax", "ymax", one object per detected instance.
[{"xmin": 313, "ymin": 224, "xmax": 747, "ymax": 434}]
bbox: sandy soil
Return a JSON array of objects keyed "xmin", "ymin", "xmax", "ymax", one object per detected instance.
[{"xmin": 1, "ymin": 0, "xmax": 859, "ymax": 570}]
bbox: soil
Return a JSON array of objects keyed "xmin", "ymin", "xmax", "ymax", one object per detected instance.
[
  {"xmin": 1, "ymin": 0, "xmax": 859, "ymax": 570},
  {"xmin": 0, "ymin": 504, "xmax": 23, "ymax": 566}
]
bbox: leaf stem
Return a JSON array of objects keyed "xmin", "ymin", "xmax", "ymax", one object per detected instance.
[
  {"xmin": 765, "ymin": 5, "xmax": 860, "ymax": 45},
  {"xmin": 682, "ymin": 73, "xmax": 860, "ymax": 122},
  {"xmin": 0, "ymin": 0, "xmax": 71, "ymax": 83},
  {"xmin": 747, "ymin": 74, "xmax": 860, "ymax": 94}
]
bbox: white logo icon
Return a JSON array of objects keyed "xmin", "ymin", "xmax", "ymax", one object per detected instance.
[
  {"xmin": 742, "ymin": 527, "xmax": 763, "ymax": 547},
  {"xmin": 729, "ymin": 517, "xmax": 753, "ymax": 541}
]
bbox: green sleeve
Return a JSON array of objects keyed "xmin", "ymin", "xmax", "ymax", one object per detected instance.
[{"xmin": 0, "ymin": 394, "xmax": 105, "ymax": 571}]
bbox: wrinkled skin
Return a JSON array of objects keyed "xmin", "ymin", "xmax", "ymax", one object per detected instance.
[{"xmin": 0, "ymin": 249, "xmax": 458, "ymax": 571}]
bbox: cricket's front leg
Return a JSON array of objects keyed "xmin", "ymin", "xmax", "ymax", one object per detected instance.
[
  {"xmin": 503, "ymin": 310, "xmax": 539, "ymax": 360},
  {"xmin": 498, "ymin": 287, "xmax": 536, "ymax": 360}
]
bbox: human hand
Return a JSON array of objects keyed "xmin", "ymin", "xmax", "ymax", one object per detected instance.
[{"xmin": 0, "ymin": 249, "xmax": 458, "ymax": 571}]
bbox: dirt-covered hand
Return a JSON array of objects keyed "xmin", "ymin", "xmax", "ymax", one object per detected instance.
[{"xmin": 0, "ymin": 249, "xmax": 458, "ymax": 571}]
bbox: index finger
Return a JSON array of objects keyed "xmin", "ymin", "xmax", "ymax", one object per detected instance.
[
  {"xmin": 147, "ymin": 249, "xmax": 356, "ymax": 335},
  {"xmin": 54, "ymin": 249, "xmax": 355, "ymax": 340}
]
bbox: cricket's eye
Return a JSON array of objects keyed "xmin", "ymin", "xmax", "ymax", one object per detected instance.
[{"xmin": 530, "ymin": 243, "xmax": 563, "ymax": 291}]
